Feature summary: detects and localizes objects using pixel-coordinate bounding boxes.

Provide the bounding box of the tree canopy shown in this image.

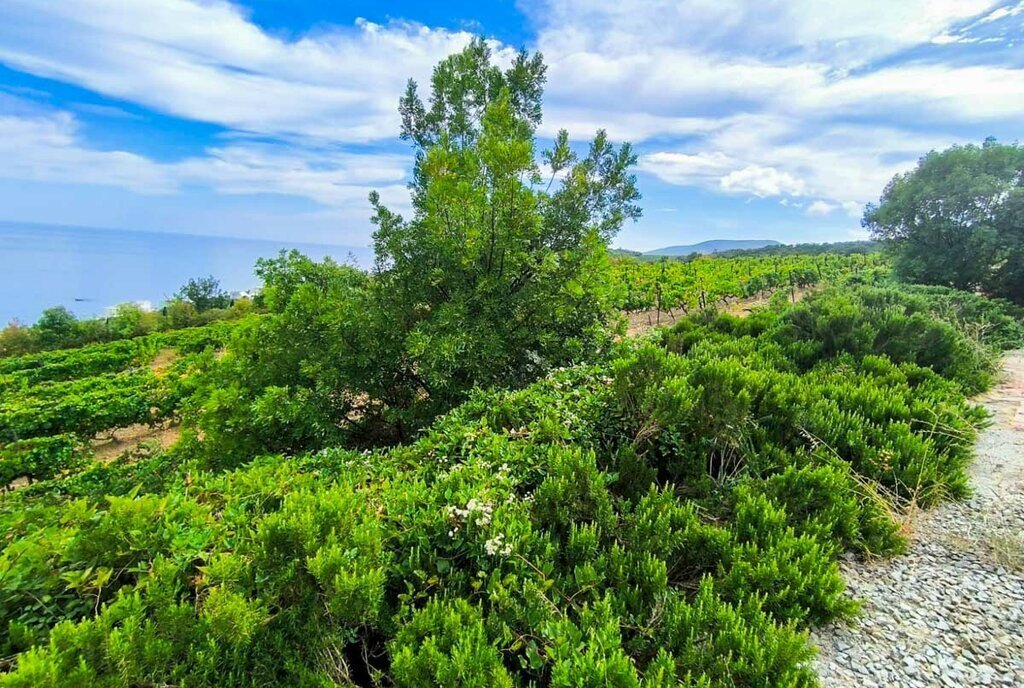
[34,306,79,349]
[864,138,1024,301]
[372,39,641,407]
[187,40,641,462]
[175,275,231,312]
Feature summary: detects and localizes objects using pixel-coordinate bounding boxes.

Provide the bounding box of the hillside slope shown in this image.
[644,239,781,256]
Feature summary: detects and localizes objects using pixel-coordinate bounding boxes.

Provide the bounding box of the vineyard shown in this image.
[0,322,234,488]
[610,252,887,315]
[1,272,1022,686]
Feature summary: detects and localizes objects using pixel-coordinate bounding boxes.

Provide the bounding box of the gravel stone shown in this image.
[812,352,1024,687]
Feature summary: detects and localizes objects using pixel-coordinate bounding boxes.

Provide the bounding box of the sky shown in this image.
[0,1,1021,252]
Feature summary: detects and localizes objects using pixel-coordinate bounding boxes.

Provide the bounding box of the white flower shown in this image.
[445,497,494,527]
[484,534,513,557]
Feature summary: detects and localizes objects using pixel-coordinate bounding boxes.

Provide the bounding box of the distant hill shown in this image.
[643,239,781,257]
[712,240,878,258]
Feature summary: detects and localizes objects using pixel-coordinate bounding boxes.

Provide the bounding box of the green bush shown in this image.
[390,598,514,687]
[0,435,85,486]
[0,283,1010,686]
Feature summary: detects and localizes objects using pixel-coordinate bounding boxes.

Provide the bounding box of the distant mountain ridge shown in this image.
[643,239,781,257]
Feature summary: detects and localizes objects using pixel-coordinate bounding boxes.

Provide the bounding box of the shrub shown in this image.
[390,598,514,687]
[0,282,1007,686]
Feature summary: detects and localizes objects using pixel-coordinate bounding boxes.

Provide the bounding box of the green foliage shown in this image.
[373,38,641,413]
[899,284,1024,349]
[184,252,372,466]
[1,281,1008,686]
[184,42,641,461]
[0,322,232,444]
[746,463,904,556]
[2,286,248,360]
[175,275,232,312]
[106,303,160,340]
[865,138,1024,301]
[719,490,855,626]
[0,435,85,487]
[778,285,1010,392]
[0,370,168,440]
[0,322,36,358]
[0,320,232,499]
[390,599,513,687]
[34,307,79,350]
[652,578,816,687]
[0,338,158,389]
[611,252,886,313]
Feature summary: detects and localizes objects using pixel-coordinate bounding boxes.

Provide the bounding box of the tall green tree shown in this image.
[34,306,80,349]
[864,138,1024,300]
[369,39,641,413]
[187,40,641,463]
[176,275,231,312]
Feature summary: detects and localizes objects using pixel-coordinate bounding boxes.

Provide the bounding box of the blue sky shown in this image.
[0,1,1022,251]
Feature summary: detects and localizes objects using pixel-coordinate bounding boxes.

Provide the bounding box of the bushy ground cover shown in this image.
[1,284,1017,686]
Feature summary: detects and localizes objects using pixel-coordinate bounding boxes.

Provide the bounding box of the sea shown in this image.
[0,221,374,324]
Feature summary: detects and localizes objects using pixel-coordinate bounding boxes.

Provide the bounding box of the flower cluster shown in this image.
[505,491,534,505]
[444,497,494,537]
[484,534,513,557]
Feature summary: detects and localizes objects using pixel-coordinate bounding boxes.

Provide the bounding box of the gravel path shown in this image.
[812,351,1024,687]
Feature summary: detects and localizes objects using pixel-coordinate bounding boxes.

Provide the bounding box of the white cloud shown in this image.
[0,107,410,214]
[720,165,806,198]
[527,0,1020,216]
[841,201,864,218]
[529,1,1024,141]
[0,111,176,193]
[527,0,996,64]
[799,64,1024,121]
[975,1,1024,25]
[6,0,1014,148]
[0,0,495,142]
[538,107,718,142]
[805,197,863,218]
[806,200,837,216]
[0,0,1018,242]
[637,151,735,187]
[640,117,949,211]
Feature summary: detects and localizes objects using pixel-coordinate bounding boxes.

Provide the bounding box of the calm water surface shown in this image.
[0,221,372,323]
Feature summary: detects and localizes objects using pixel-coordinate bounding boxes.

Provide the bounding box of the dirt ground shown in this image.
[149,347,178,375]
[90,422,182,462]
[625,287,810,336]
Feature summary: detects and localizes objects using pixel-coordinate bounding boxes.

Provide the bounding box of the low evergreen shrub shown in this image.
[0,284,1010,686]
